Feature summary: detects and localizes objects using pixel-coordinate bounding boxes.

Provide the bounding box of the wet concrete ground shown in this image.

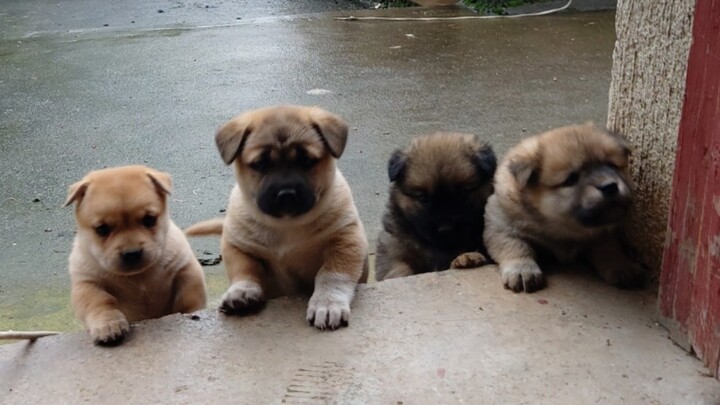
[2,270,719,404]
[2,2,719,402]
[0,2,614,333]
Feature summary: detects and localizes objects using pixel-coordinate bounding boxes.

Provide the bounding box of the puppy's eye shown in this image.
[95,224,111,238]
[407,191,429,203]
[298,156,319,170]
[559,171,580,188]
[142,215,157,228]
[249,155,271,173]
[459,183,480,196]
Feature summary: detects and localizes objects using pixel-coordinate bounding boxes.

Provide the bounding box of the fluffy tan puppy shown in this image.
[65,165,206,345]
[484,124,645,293]
[186,105,367,330]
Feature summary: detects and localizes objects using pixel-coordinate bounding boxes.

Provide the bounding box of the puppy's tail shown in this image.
[185,218,224,236]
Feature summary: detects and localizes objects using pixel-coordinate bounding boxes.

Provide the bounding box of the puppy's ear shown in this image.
[508,156,539,188]
[215,116,253,165]
[387,150,407,182]
[146,170,172,196]
[472,144,497,182]
[308,108,348,158]
[607,129,632,157]
[64,181,89,207]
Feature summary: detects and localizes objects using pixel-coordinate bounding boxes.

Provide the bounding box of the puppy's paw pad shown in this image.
[502,261,545,293]
[306,297,350,331]
[90,315,130,346]
[219,281,265,315]
[450,252,489,269]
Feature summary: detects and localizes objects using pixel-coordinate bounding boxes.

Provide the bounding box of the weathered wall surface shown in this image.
[607,0,696,275]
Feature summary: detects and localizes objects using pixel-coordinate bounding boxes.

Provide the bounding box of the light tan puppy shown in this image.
[65,165,206,345]
[484,124,645,293]
[187,105,367,330]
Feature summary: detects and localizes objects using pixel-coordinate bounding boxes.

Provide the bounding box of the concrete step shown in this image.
[1,268,717,404]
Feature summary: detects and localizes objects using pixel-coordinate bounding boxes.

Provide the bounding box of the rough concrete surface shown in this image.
[1,269,719,404]
[0,3,617,332]
[606,0,696,275]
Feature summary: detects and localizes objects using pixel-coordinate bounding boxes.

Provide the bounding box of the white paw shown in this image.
[88,310,130,346]
[306,272,356,330]
[306,293,351,330]
[501,260,545,293]
[219,280,265,314]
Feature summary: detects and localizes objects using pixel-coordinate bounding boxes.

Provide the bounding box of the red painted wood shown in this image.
[659,0,720,378]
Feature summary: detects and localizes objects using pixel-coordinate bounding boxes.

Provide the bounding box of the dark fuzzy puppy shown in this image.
[375,132,496,280]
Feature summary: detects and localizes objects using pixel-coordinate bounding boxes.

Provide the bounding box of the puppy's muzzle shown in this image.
[258,179,315,218]
[577,177,631,228]
[120,248,144,268]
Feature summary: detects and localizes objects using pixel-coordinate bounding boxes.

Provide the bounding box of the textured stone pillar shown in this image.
[607,0,696,275]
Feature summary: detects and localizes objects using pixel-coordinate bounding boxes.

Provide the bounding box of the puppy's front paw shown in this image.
[450,252,489,269]
[219,280,265,315]
[501,260,545,293]
[306,293,351,331]
[88,310,130,346]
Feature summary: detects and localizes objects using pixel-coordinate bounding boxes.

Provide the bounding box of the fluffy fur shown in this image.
[186,105,367,330]
[483,123,645,292]
[66,165,206,345]
[375,132,496,280]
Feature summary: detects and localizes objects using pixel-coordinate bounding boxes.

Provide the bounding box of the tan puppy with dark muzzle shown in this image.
[186,105,367,330]
[65,165,206,345]
[484,124,645,293]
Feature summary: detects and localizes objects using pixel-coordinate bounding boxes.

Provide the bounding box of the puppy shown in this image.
[375,132,496,280]
[483,123,646,293]
[65,165,206,345]
[186,105,367,330]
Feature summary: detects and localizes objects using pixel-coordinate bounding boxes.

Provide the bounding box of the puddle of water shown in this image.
[0,265,230,344]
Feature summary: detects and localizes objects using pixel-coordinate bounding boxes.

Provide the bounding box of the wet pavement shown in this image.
[0,2,615,333]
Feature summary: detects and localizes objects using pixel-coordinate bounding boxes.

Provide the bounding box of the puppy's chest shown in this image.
[106,273,174,321]
[265,233,324,266]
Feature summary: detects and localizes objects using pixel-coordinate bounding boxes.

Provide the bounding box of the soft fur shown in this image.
[483,123,645,293]
[66,165,206,345]
[186,105,367,330]
[375,132,496,280]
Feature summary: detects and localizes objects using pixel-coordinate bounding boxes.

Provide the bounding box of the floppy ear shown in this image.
[387,150,407,182]
[471,143,497,183]
[308,108,349,158]
[215,115,254,165]
[64,181,89,207]
[508,156,539,188]
[607,129,632,157]
[146,170,172,196]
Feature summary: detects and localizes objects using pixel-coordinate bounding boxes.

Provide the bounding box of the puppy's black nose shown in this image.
[120,249,144,266]
[276,188,297,202]
[437,224,455,236]
[597,182,619,197]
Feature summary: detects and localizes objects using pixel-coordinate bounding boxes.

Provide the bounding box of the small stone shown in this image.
[102,24,109,27]
[158,9,165,13]
[32,198,40,203]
